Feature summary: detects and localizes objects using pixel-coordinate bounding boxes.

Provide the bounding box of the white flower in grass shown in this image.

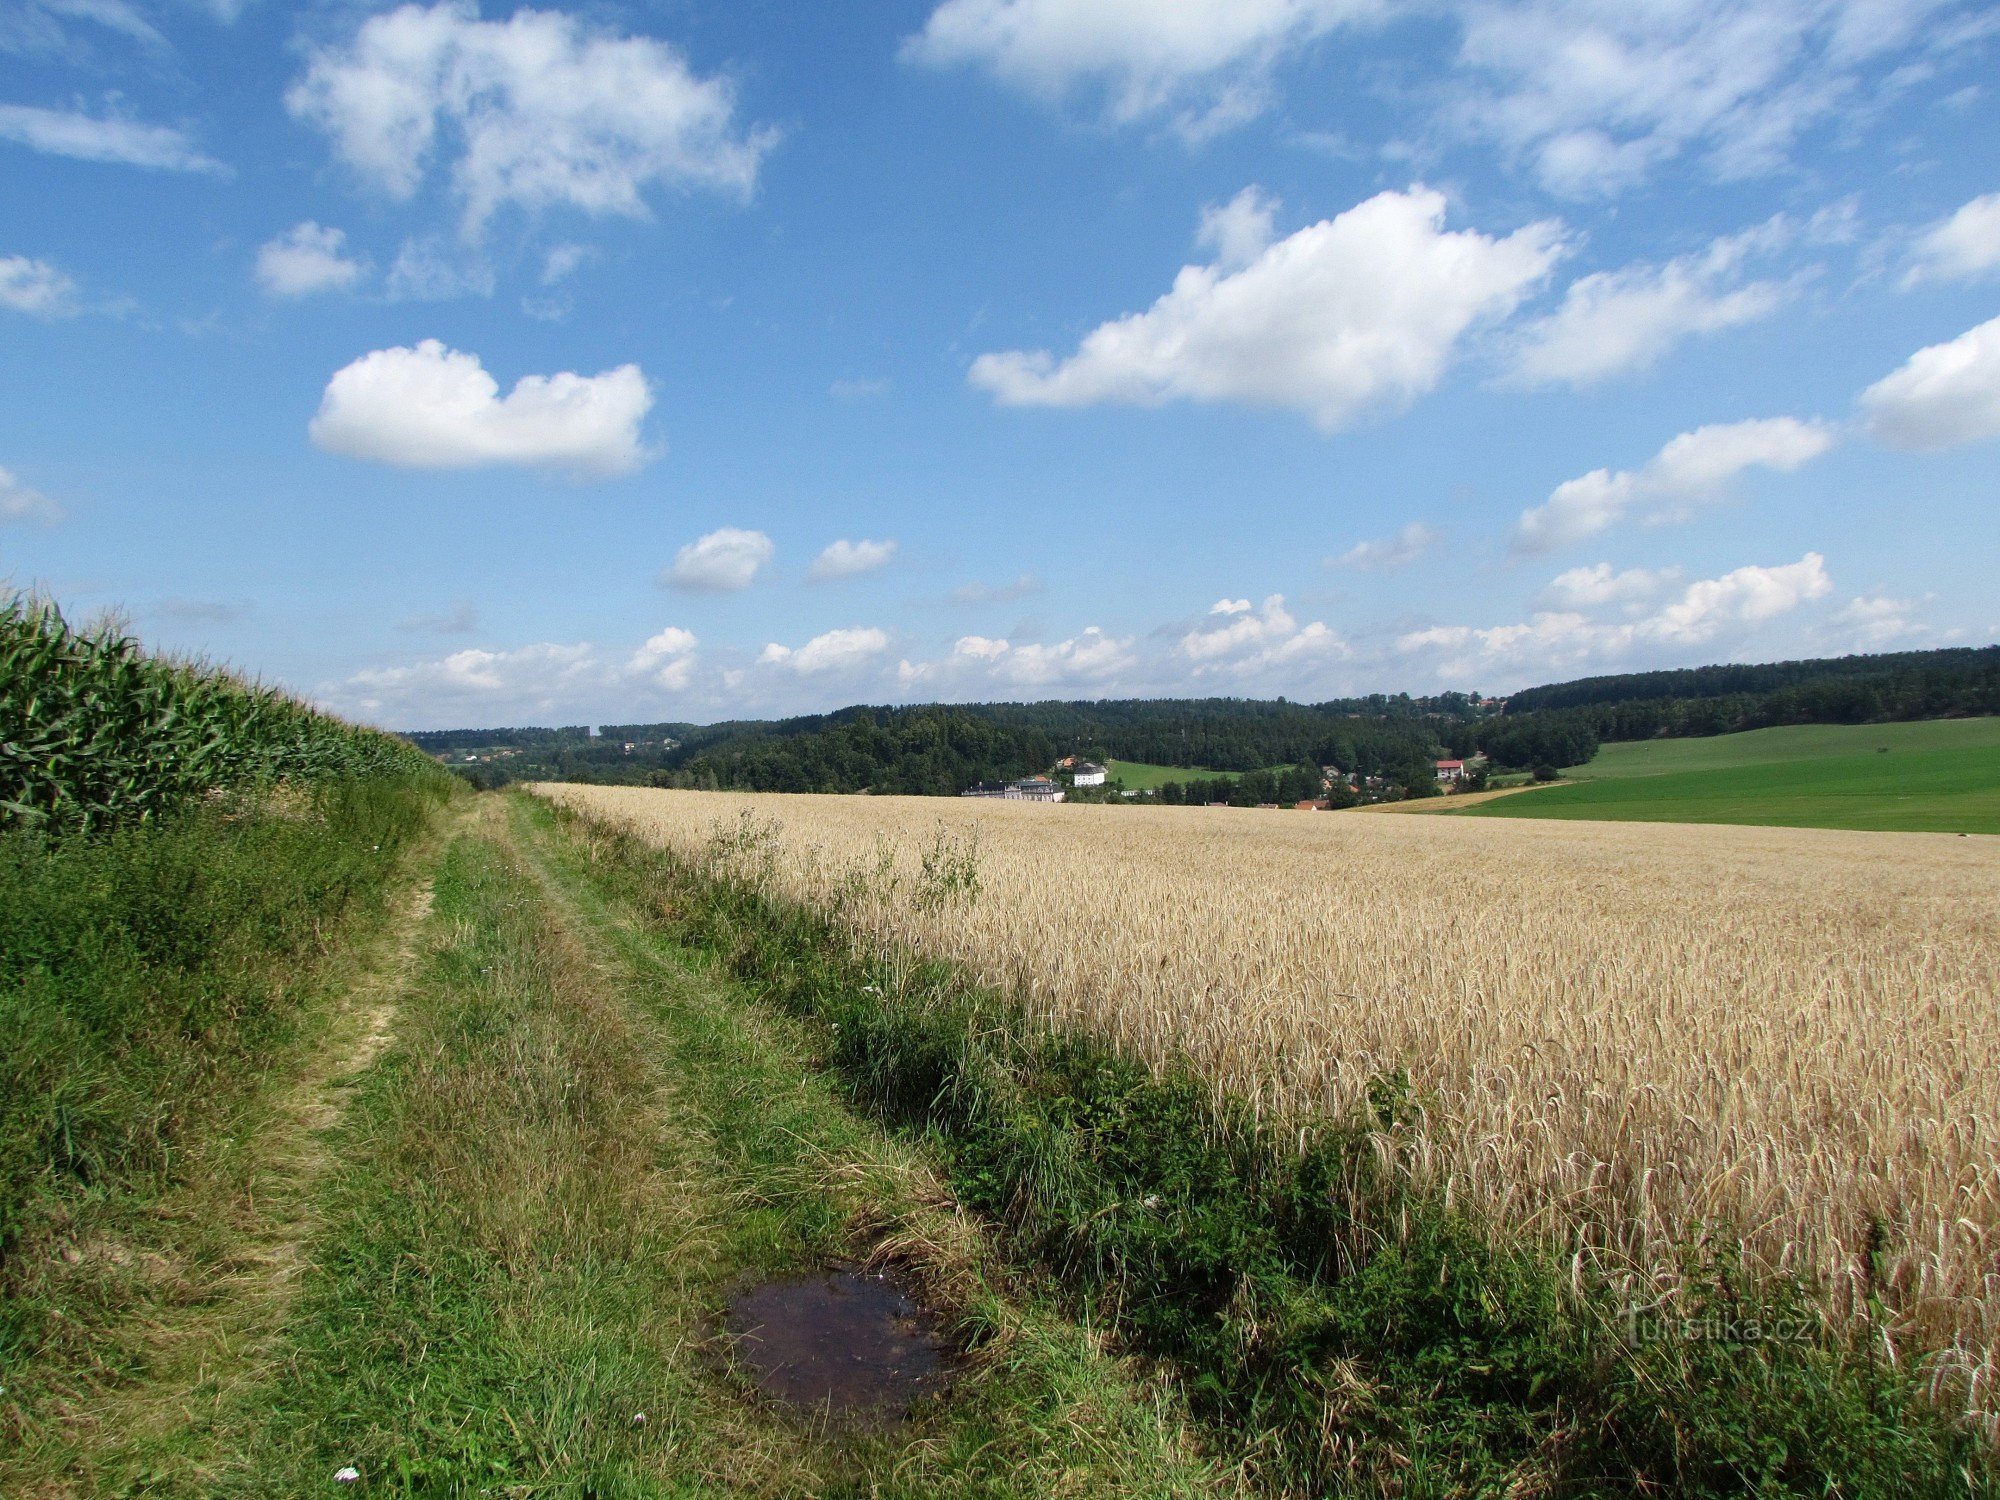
[334,1467,361,1485]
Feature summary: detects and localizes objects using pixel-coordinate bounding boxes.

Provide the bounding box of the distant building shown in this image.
[1435,759,1468,783]
[1010,776,1066,803]
[961,777,1067,803]
[1072,761,1107,787]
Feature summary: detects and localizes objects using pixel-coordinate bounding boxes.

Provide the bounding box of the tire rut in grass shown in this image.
[0,810,460,1498]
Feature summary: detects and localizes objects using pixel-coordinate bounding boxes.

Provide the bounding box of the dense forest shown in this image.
[1481,645,2000,770]
[404,645,1997,799]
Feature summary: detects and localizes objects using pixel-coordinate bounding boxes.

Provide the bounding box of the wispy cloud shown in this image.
[0,102,225,172]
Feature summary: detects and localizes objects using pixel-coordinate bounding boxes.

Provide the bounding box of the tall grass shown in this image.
[1,594,430,837]
[1,594,452,1367]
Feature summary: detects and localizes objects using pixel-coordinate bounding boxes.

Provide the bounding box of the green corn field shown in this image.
[1,593,431,837]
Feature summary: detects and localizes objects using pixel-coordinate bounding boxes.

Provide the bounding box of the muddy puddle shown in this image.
[723,1267,953,1422]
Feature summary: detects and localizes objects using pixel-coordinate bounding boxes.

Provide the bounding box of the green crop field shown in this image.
[1104,758,1233,789]
[1461,717,2000,834]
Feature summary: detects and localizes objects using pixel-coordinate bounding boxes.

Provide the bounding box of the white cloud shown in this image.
[904,0,1376,137]
[1331,520,1441,571]
[2,0,166,55]
[1643,552,1831,644]
[255,222,365,297]
[384,235,494,301]
[1197,186,1281,269]
[1178,593,1346,676]
[0,102,223,172]
[288,1,775,236]
[1400,552,1832,677]
[541,243,591,284]
[971,187,1563,431]
[808,538,898,581]
[1445,0,1979,197]
[1903,194,2000,287]
[336,640,604,721]
[0,254,78,316]
[662,527,775,592]
[0,464,62,523]
[1827,594,1925,649]
[626,625,698,689]
[1540,562,1679,609]
[310,340,652,477]
[760,626,890,675]
[898,628,1139,691]
[1859,314,2000,450]
[1513,415,1837,551]
[1508,233,1792,386]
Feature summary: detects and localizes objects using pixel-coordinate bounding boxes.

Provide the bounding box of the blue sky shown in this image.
[3,0,1998,729]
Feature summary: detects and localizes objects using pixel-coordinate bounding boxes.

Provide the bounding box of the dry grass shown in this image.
[537,784,2000,1432]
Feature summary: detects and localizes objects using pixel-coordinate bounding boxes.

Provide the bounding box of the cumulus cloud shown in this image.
[1540,562,1679,609]
[972,187,1563,431]
[1643,552,1832,644]
[1508,228,1793,386]
[1330,520,1441,571]
[760,626,890,675]
[1826,594,1926,649]
[1445,0,1981,197]
[1179,594,1346,676]
[627,625,698,689]
[1859,314,2000,450]
[661,527,775,592]
[255,222,365,297]
[901,626,1139,690]
[310,339,652,477]
[336,640,605,722]
[0,102,224,172]
[1401,553,1832,677]
[1903,194,2000,287]
[288,1,775,236]
[1514,415,1837,551]
[808,538,898,581]
[0,254,77,316]
[0,464,62,523]
[904,0,1376,137]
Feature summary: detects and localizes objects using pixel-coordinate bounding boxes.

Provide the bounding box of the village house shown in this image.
[961,777,1067,803]
[1071,761,1107,787]
[1435,758,1468,783]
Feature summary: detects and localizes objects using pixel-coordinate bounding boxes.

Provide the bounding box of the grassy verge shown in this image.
[0,776,451,1341]
[537,793,1995,1497]
[0,773,454,1491]
[197,798,1231,1496]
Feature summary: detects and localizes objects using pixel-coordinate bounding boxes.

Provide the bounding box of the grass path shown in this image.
[9,795,1230,1496]
[0,801,464,1498]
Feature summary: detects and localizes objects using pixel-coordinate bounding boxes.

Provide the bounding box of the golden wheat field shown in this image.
[538,784,2000,1426]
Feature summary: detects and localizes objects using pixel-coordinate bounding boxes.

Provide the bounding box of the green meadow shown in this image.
[1103,758,1231,789]
[1462,717,2000,834]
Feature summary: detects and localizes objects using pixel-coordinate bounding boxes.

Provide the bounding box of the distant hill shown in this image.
[402,644,1999,797]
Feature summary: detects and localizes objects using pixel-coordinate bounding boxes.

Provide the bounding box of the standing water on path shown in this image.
[723,1268,953,1421]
